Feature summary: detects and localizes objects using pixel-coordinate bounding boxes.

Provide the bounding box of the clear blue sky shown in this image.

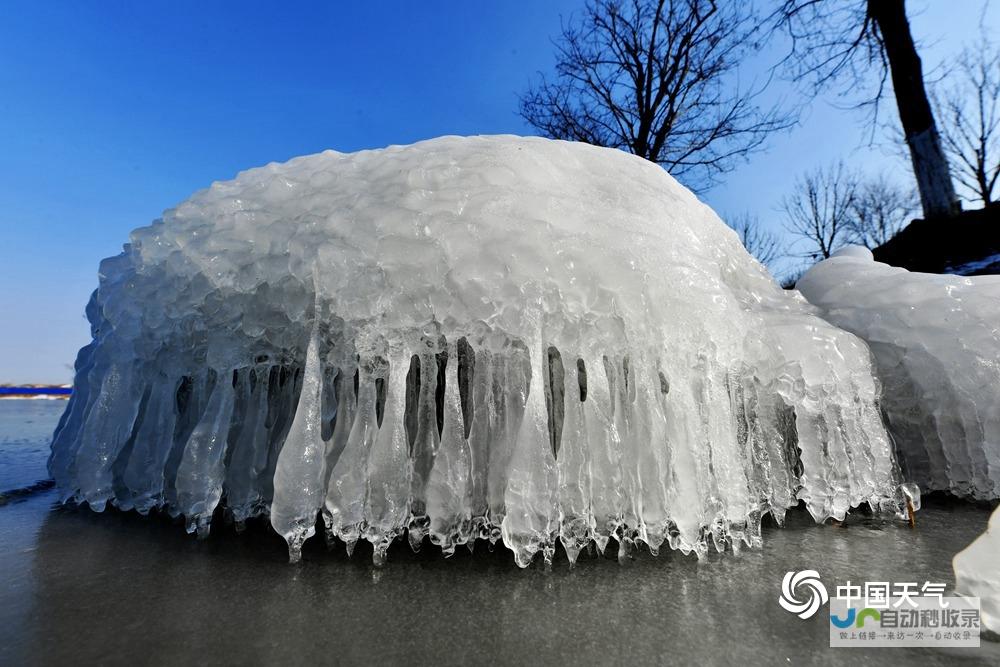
[1,1,994,383]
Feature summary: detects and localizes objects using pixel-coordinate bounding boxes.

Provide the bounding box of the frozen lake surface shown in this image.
[1,400,997,665]
[0,400,59,493]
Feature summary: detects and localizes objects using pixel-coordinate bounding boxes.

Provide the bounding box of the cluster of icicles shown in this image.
[47,138,920,567]
[49,320,917,568]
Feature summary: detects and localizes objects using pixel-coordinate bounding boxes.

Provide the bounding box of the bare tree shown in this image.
[779,266,806,290]
[848,176,916,248]
[774,0,960,219]
[725,212,783,268]
[520,0,793,191]
[781,162,858,260]
[934,37,1000,206]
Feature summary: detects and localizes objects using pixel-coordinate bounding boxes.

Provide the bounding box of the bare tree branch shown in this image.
[724,212,783,268]
[848,175,917,248]
[781,162,859,260]
[770,0,887,119]
[933,35,1000,206]
[772,0,959,219]
[520,0,795,192]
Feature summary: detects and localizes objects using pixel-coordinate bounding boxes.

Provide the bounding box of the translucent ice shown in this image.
[953,505,1000,634]
[50,136,907,566]
[797,247,1000,500]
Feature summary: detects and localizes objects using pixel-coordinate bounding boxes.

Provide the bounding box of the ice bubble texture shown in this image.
[798,247,1000,501]
[50,136,906,566]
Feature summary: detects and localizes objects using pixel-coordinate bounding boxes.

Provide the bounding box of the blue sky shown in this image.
[1,1,995,383]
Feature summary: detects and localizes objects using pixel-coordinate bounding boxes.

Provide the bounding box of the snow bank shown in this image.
[954,505,1000,634]
[797,247,1000,500]
[51,136,906,566]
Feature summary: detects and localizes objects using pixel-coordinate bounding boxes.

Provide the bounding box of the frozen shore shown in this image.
[1,401,998,665]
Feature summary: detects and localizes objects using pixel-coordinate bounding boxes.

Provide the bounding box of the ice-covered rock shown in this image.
[953,505,1000,634]
[50,136,908,566]
[797,247,1000,500]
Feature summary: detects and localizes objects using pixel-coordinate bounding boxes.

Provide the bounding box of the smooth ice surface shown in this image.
[797,247,1000,500]
[12,401,999,666]
[51,136,907,566]
[954,505,1000,634]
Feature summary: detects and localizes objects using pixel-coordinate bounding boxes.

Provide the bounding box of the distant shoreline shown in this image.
[0,385,71,399]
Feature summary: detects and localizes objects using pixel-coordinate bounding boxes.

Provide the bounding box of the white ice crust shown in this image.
[50,136,907,566]
[797,248,1000,500]
[954,506,1000,634]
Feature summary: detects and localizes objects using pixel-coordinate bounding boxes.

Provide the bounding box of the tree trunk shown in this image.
[868,0,960,219]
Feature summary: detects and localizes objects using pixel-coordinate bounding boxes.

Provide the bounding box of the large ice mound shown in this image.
[797,247,1000,501]
[51,136,909,567]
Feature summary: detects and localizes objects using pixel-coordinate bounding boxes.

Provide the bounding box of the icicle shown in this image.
[118,373,181,514]
[501,344,558,568]
[426,344,473,556]
[271,321,327,562]
[163,371,215,516]
[324,355,384,554]
[557,354,594,566]
[486,346,528,544]
[71,359,144,511]
[467,347,491,536]
[47,342,99,501]
[174,372,237,537]
[224,364,274,526]
[586,356,624,555]
[407,344,442,551]
[259,365,304,509]
[363,352,411,566]
[321,365,356,544]
[629,362,669,555]
[320,365,339,441]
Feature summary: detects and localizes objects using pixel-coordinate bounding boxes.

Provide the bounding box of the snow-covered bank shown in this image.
[955,505,1000,634]
[797,247,1000,500]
